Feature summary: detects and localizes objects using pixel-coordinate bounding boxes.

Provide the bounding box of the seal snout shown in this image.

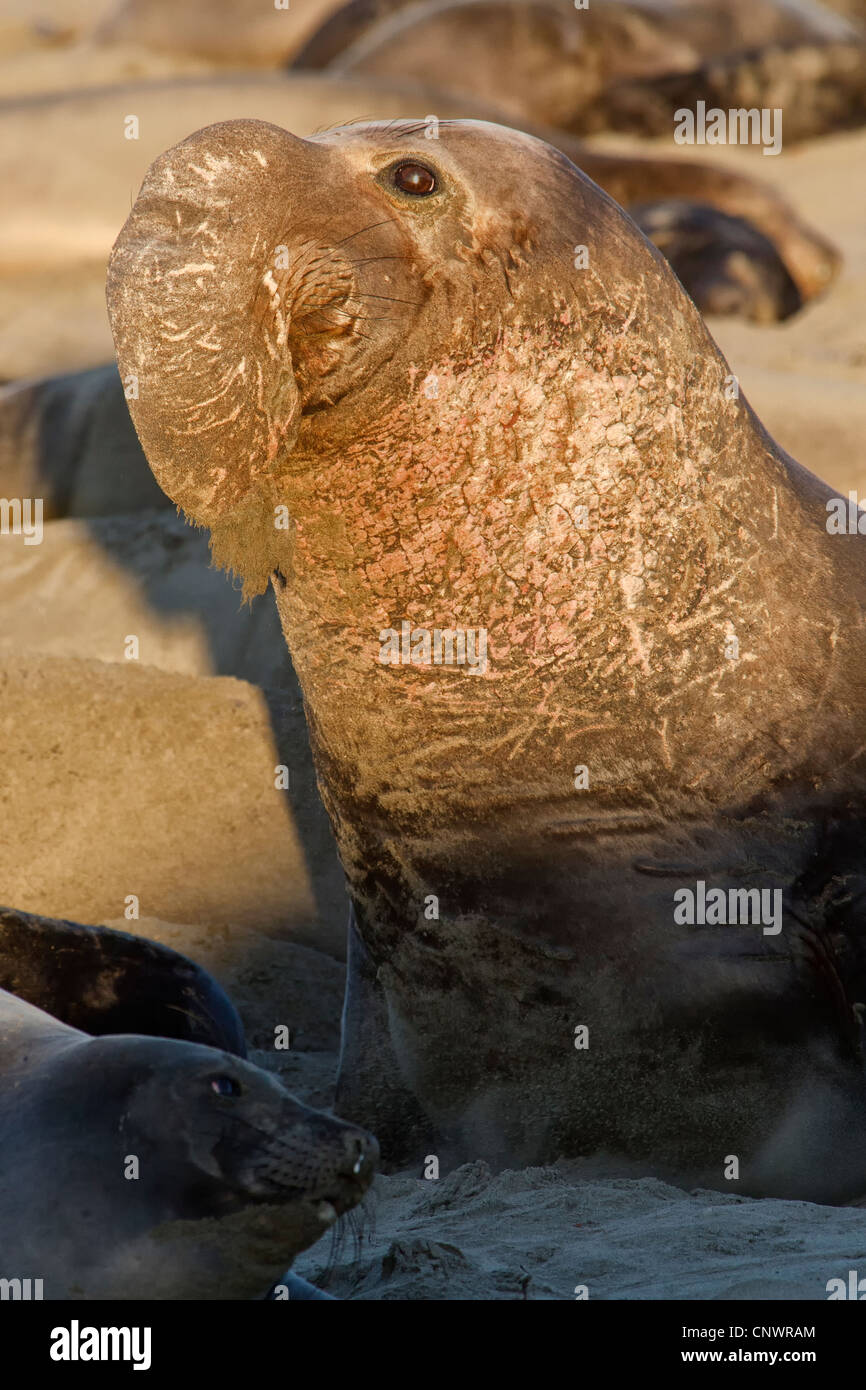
[230,1096,380,1219]
[308,1120,380,1222]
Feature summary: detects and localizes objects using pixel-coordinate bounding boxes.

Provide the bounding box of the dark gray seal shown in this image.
[0,905,245,1055]
[0,988,377,1298]
[108,116,866,1201]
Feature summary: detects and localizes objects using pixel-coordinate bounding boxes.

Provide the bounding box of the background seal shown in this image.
[0,904,246,1055]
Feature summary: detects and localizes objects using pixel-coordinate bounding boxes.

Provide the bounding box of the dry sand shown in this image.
[0,649,347,955]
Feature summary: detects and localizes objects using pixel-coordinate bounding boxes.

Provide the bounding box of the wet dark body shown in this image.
[0,905,245,1055]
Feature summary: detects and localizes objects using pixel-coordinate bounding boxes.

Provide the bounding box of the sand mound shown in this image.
[0,509,292,687]
[297,1162,866,1300]
[0,651,347,954]
[0,364,166,515]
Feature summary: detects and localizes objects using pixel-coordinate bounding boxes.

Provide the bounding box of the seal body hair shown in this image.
[108,117,866,1198]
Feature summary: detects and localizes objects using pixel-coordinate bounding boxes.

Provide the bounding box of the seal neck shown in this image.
[270,319,863,879]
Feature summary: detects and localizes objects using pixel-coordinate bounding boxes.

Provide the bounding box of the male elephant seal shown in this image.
[0,906,245,1055]
[109,117,866,1201]
[0,988,377,1298]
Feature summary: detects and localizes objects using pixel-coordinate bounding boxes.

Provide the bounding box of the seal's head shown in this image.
[108,117,843,773]
[109,116,713,597]
[13,1023,378,1297]
[110,1038,378,1221]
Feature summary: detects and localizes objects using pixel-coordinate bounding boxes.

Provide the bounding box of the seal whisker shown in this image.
[312,116,380,136]
[356,293,423,306]
[294,321,375,338]
[332,217,400,248]
[305,309,399,325]
[316,1202,370,1290]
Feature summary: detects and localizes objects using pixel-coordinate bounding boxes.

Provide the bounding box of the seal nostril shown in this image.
[344,1133,375,1177]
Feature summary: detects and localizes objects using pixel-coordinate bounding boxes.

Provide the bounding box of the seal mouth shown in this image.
[304,1181,365,1226]
[250,1154,377,1215]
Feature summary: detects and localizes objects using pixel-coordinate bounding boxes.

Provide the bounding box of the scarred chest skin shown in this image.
[270,315,866,1168]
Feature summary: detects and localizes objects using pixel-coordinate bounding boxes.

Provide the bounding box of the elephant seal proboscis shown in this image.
[109,116,866,1201]
[0,905,245,1055]
[0,988,377,1298]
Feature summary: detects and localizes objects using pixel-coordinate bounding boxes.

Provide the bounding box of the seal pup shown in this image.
[297,0,859,77]
[606,36,866,143]
[109,117,866,1198]
[94,0,345,67]
[574,147,839,314]
[0,0,349,101]
[0,988,377,1298]
[628,199,801,323]
[0,906,245,1055]
[0,0,110,58]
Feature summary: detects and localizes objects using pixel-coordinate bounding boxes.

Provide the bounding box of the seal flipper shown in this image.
[786,816,866,1065]
[0,906,246,1057]
[747,855,866,1202]
[742,928,866,1202]
[335,904,434,1168]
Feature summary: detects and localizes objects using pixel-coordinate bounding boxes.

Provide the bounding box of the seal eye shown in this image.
[391,162,437,196]
[211,1075,241,1097]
